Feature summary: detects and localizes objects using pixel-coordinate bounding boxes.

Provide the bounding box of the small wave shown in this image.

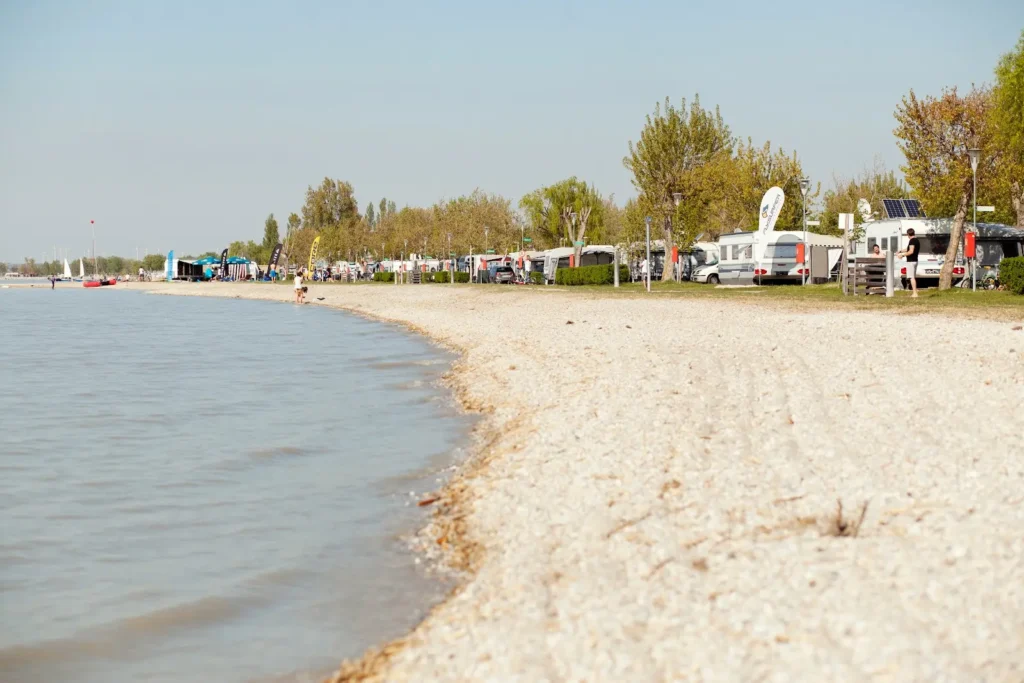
[248,446,308,460]
[0,595,259,672]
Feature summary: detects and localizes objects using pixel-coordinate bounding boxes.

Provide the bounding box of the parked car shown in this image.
[494,266,515,284]
[692,262,720,284]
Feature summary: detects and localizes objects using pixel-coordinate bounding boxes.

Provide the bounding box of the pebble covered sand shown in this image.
[134,281,1024,682]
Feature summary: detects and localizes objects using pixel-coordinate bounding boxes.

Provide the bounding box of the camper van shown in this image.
[853,218,1023,288]
[714,231,841,285]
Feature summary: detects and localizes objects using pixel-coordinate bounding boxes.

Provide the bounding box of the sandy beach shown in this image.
[128,281,1024,681]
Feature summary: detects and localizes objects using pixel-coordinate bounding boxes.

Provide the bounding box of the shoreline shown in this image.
[129,282,1024,680]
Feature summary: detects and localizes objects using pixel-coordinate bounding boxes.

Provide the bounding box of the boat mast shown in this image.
[91,220,97,276]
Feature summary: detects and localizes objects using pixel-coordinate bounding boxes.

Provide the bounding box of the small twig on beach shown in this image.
[605,511,652,539]
[417,496,441,507]
[646,557,674,579]
[773,494,806,505]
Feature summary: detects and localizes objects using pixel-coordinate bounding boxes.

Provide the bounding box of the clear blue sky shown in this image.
[1,0,1021,260]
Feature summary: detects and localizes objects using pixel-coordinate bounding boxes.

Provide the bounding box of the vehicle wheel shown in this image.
[708,274,720,285]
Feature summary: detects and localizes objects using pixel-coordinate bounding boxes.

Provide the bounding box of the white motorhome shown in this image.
[852,218,1023,288]
[715,230,842,285]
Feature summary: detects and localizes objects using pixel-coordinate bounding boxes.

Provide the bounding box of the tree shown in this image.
[625,95,735,280]
[365,202,376,230]
[300,178,361,262]
[894,86,994,289]
[0,262,7,276]
[262,214,280,252]
[992,30,1024,227]
[142,254,164,271]
[520,178,604,264]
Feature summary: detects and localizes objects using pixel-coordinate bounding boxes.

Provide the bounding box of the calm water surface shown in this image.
[0,288,473,682]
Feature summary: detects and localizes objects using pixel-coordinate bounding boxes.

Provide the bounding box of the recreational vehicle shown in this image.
[715,231,842,285]
[853,218,1024,288]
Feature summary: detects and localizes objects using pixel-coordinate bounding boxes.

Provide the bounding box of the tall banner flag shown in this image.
[268,242,283,273]
[308,235,321,274]
[220,248,228,276]
[757,187,786,234]
[166,250,174,282]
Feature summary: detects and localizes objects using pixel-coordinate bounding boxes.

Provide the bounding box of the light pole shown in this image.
[799,177,810,285]
[447,233,453,286]
[671,192,682,281]
[968,147,981,291]
[645,216,652,292]
[484,226,489,254]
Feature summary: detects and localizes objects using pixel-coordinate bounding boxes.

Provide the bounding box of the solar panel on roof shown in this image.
[883,199,907,219]
[902,199,924,218]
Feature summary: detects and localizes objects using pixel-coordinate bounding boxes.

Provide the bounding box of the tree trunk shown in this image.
[661,217,673,282]
[938,187,971,290]
[1012,180,1024,230]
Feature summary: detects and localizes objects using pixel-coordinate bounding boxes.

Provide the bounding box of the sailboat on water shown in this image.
[82,221,116,288]
[58,258,73,282]
[73,258,85,282]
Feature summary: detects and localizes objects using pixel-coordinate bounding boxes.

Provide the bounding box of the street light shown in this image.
[447,233,453,286]
[799,177,810,285]
[484,226,489,254]
[968,147,981,291]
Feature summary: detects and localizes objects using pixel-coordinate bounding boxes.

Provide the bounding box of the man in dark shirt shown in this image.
[899,228,921,298]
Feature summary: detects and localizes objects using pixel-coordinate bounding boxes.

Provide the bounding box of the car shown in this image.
[494,266,515,284]
[692,263,720,284]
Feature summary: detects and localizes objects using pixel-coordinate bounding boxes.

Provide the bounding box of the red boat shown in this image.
[83,279,117,288]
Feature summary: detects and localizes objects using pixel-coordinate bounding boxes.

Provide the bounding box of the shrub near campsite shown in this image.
[530,271,545,285]
[1000,257,1024,294]
[372,272,395,282]
[555,264,630,286]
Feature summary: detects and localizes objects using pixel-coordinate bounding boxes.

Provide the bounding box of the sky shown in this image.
[1,0,1022,261]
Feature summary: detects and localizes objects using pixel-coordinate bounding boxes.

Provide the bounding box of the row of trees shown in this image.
[3,255,164,277]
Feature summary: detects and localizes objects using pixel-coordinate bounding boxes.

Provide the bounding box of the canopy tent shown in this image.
[193,256,218,266]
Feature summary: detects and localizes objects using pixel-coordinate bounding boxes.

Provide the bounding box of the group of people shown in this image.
[870,227,921,297]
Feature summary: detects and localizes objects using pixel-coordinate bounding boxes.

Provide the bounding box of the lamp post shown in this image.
[484,226,489,254]
[799,177,810,285]
[968,147,981,291]
[447,233,453,287]
[671,192,682,281]
[645,216,652,292]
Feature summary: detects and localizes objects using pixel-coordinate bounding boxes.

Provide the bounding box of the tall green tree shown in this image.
[894,86,994,289]
[992,30,1024,227]
[262,213,280,252]
[520,177,604,263]
[300,178,361,261]
[624,95,735,280]
[365,202,376,230]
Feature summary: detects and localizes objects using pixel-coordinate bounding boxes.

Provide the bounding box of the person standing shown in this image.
[898,228,920,298]
[294,269,304,304]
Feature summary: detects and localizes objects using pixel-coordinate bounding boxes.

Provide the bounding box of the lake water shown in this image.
[0,288,473,682]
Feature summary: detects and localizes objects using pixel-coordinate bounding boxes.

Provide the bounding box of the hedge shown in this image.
[372,272,395,282]
[529,270,546,285]
[1001,257,1024,294]
[422,270,470,283]
[555,264,630,286]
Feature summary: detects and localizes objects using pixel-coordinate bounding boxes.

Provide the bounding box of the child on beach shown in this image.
[294,270,305,304]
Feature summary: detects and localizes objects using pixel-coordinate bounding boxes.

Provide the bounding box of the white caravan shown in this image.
[714,231,842,285]
[853,218,1024,287]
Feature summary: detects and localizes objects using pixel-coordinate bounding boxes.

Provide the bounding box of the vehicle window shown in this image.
[976,242,1006,266]
[867,238,877,253]
[765,244,797,259]
[917,236,949,256]
[738,244,752,260]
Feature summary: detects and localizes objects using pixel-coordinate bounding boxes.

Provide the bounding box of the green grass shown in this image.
[589,281,1023,314]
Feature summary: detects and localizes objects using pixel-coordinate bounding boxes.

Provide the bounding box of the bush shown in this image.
[454,272,470,283]
[554,264,630,286]
[529,270,546,285]
[432,271,450,283]
[1001,257,1024,294]
[372,272,395,283]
